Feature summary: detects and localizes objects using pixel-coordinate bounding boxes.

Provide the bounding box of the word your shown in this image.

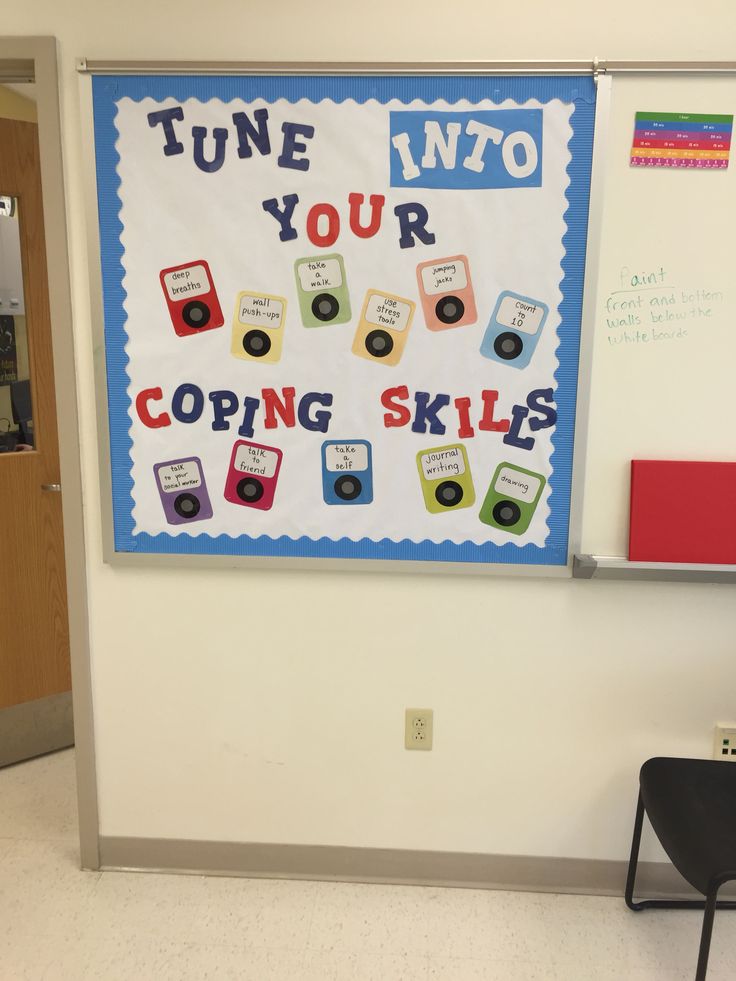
[159,463,200,490]
[381,386,557,452]
[262,192,435,251]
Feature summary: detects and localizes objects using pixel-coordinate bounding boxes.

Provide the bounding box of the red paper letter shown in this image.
[478,390,510,433]
[306,203,340,247]
[348,192,385,239]
[135,387,171,429]
[381,386,411,428]
[262,387,296,429]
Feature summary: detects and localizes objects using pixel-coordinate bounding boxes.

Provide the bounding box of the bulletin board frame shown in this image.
[79,62,611,577]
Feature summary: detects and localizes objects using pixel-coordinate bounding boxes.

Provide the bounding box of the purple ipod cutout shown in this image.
[154,456,213,525]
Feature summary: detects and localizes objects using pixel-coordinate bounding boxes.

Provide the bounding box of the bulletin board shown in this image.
[90,71,597,568]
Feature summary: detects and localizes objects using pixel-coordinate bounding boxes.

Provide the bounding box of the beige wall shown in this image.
[0,83,36,122]
[3,3,736,864]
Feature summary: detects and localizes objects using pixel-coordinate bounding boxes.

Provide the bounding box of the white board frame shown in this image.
[78,61,609,577]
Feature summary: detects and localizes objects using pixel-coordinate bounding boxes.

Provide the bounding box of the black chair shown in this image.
[625,757,736,980]
[10,378,33,448]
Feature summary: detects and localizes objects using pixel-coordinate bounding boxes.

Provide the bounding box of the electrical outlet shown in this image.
[405,708,433,751]
[713,724,736,760]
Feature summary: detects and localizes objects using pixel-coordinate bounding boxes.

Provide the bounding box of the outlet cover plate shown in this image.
[713,724,736,760]
[405,708,433,751]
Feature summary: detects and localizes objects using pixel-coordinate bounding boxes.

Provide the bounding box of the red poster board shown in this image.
[629,460,736,564]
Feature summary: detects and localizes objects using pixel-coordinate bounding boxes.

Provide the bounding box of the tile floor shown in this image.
[0,749,734,979]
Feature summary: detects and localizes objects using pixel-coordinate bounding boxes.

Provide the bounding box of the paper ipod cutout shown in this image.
[417,444,475,514]
[231,291,287,364]
[159,260,224,337]
[352,291,415,366]
[480,291,549,369]
[321,440,373,505]
[224,440,283,511]
[416,255,477,331]
[479,462,546,534]
[154,457,213,524]
[294,254,351,328]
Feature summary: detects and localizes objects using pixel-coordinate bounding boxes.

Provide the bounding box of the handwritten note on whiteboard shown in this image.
[602,266,725,349]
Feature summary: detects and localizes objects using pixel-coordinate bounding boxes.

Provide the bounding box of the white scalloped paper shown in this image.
[114,96,572,547]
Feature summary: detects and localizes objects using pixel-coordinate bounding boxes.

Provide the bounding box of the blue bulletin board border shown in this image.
[92,73,596,566]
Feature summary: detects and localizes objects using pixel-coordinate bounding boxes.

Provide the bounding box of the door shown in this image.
[0,114,72,764]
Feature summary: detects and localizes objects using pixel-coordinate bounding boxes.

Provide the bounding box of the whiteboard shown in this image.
[581,74,736,557]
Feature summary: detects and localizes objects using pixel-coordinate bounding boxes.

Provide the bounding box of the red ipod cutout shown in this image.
[159,260,224,337]
[224,439,283,511]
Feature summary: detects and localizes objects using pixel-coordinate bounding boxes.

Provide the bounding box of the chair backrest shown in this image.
[10,379,31,425]
[641,757,736,895]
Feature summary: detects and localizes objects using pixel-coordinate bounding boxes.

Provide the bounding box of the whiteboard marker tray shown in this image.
[573,554,736,583]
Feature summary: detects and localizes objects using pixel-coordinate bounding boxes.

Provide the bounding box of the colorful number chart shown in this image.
[91,73,596,568]
[630,111,733,169]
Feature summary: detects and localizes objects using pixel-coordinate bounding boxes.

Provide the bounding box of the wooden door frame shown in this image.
[0,37,99,870]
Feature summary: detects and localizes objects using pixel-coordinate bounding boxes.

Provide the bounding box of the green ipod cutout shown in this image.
[416,444,475,514]
[294,253,351,328]
[479,462,546,535]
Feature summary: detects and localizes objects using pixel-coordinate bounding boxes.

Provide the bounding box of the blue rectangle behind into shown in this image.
[390,108,543,190]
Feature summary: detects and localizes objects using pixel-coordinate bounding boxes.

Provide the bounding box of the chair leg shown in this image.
[625,791,646,911]
[695,888,719,981]
[624,796,736,913]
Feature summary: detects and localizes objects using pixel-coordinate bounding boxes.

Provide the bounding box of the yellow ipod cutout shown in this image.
[231,291,287,364]
[351,289,415,366]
